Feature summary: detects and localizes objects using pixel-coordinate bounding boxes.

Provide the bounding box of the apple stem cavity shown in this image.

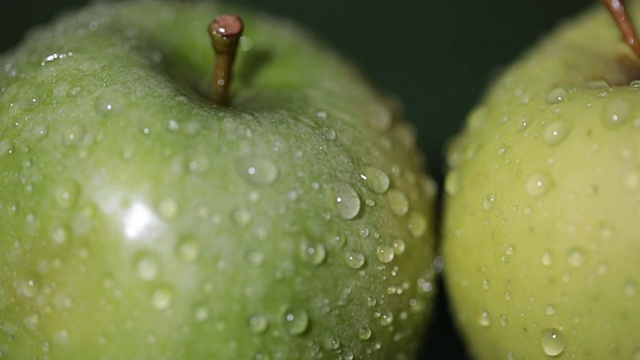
[602,0,640,59]
[208,14,243,106]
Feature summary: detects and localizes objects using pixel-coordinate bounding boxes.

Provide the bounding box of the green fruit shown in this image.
[442,2,640,359]
[0,1,438,359]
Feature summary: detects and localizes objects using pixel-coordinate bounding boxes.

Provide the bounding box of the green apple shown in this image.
[443,1,640,359]
[0,1,438,359]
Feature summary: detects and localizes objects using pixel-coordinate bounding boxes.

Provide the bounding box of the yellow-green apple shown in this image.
[443,0,640,358]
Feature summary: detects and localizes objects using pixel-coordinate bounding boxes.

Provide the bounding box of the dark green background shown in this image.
[0,0,592,358]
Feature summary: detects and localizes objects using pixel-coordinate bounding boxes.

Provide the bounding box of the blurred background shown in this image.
[0,0,592,358]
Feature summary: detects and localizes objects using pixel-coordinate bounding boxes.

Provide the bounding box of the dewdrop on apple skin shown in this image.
[345,251,366,269]
[248,313,269,334]
[543,121,571,146]
[241,158,279,185]
[360,165,390,194]
[299,242,327,265]
[386,189,409,216]
[546,87,568,104]
[602,98,633,128]
[540,328,565,357]
[281,306,309,336]
[525,171,554,197]
[378,309,394,326]
[358,324,373,340]
[333,182,361,220]
[376,244,395,263]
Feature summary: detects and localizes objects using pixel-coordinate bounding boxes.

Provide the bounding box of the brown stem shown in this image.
[602,0,640,59]
[208,14,243,106]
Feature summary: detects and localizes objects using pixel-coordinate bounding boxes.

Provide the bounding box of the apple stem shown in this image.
[208,14,243,106]
[602,0,640,59]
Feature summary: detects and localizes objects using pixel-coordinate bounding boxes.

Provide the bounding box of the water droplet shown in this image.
[547,87,568,104]
[526,172,553,197]
[19,278,40,298]
[482,193,496,210]
[320,127,337,141]
[232,208,252,226]
[329,234,345,248]
[134,251,160,281]
[360,166,390,194]
[325,337,340,350]
[467,106,488,130]
[392,238,406,255]
[177,237,199,262]
[477,310,491,327]
[242,158,278,185]
[50,223,70,244]
[367,296,377,307]
[542,251,553,266]
[407,211,428,238]
[376,244,395,263]
[567,248,585,268]
[299,242,327,265]
[543,121,571,146]
[249,313,269,334]
[34,125,49,140]
[345,251,365,269]
[192,303,210,322]
[624,279,637,297]
[516,116,532,131]
[445,170,461,196]
[121,145,135,160]
[54,180,80,208]
[41,52,74,66]
[94,92,127,117]
[333,183,361,220]
[597,262,609,275]
[545,304,556,316]
[602,98,632,128]
[187,154,210,173]
[282,307,309,336]
[359,325,372,340]
[157,198,179,220]
[62,124,85,146]
[379,310,394,326]
[482,279,490,290]
[166,119,180,131]
[246,250,265,266]
[152,286,175,311]
[540,328,565,356]
[586,79,609,89]
[53,329,70,344]
[23,313,40,330]
[624,169,640,191]
[506,245,515,256]
[387,189,409,216]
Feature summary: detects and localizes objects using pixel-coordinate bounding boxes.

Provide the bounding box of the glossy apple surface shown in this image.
[0,1,437,358]
[443,2,640,359]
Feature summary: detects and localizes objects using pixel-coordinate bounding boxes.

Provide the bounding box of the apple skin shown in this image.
[0,1,438,359]
[443,2,640,359]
